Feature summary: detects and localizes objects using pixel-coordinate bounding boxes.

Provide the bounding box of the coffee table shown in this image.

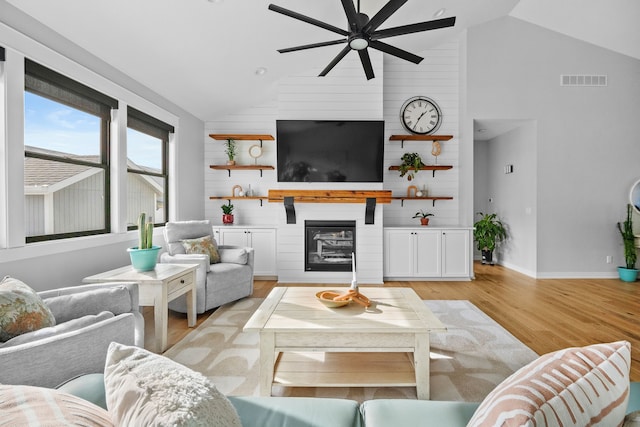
[243,286,446,399]
[83,263,197,353]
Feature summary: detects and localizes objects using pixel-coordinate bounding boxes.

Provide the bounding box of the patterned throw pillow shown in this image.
[104,342,242,427]
[0,276,56,342]
[181,235,221,264]
[0,384,113,426]
[467,341,631,427]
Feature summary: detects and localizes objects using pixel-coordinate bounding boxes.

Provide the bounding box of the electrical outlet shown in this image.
[606,255,613,264]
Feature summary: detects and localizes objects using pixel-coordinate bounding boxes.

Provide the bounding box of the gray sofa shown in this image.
[161,220,254,314]
[0,282,143,388]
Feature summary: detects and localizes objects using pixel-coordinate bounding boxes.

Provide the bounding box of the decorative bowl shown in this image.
[315,290,351,308]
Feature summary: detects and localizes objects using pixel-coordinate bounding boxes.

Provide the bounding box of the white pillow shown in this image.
[104,342,242,427]
[467,341,631,427]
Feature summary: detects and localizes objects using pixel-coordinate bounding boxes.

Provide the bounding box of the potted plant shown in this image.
[616,204,638,282]
[398,153,425,181]
[413,210,434,226]
[473,212,507,265]
[127,213,161,271]
[221,202,234,225]
[225,138,237,165]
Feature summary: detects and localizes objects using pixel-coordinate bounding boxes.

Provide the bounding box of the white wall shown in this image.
[468,17,640,277]
[0,8,204,290]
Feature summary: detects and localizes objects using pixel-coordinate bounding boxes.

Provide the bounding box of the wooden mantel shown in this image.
[268,190,391,224]
[268,190,392,204]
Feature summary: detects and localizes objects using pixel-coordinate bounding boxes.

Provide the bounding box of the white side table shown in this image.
[83,263,197,353]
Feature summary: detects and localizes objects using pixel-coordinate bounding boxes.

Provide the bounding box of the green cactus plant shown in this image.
[617,204,637,270]
[137,212,154,249]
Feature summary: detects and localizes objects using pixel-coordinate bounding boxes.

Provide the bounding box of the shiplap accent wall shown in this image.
[205,41,460,282]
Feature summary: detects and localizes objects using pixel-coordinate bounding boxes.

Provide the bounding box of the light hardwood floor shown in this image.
[146,262,640,381]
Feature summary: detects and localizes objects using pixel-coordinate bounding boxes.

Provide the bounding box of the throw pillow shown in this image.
[0,384,113,426]
[0,276,56,342]
[104,342,242,427]
[467,341,631,427]
[182,235,221,264]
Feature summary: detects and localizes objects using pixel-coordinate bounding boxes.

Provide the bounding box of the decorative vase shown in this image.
[420,218,429,226]
[481,249,494,265]
[226,160,235,166]
[222,214,234,225]
[617,266,639,282]
[127,245,161,272]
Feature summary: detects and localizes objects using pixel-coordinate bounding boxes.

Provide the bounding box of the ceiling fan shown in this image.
[268,0,456,80]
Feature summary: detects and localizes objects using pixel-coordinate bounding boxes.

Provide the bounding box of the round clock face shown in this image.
[400,96,442,135]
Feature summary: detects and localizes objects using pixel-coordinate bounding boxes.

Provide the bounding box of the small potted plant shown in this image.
[413,210,434,226]
[473,212,507,265]
[398,153,425,181]
[221,202,234,225]
[127,212,161,271]
[225,139,237,165]
[616,204,638,282]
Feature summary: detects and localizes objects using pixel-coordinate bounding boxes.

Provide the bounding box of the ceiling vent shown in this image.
[560,74,607,86]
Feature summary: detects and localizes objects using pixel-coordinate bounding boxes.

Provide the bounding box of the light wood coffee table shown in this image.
[244,286,446,399]
[83,263,197,353]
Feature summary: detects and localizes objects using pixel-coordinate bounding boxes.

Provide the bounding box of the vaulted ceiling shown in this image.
[3,0,639,121]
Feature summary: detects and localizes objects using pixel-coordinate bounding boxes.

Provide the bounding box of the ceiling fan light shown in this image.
[349,37,369,50]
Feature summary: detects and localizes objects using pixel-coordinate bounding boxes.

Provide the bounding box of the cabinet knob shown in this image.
[180,279,185,284]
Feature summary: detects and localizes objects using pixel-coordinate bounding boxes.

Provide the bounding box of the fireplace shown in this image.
[305,220,356,272]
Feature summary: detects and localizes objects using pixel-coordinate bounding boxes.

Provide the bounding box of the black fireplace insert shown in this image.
[305,220,356,272]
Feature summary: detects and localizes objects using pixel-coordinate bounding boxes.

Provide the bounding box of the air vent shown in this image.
[560,75,607,86]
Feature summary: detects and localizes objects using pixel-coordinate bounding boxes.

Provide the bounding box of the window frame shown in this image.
[24,59,116,243]
[126,106,173,230]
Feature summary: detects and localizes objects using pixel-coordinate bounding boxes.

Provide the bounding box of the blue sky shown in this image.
[24,92,162,169]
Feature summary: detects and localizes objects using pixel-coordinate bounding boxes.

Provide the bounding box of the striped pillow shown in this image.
[0,384,113,426]
[467,341,631,427]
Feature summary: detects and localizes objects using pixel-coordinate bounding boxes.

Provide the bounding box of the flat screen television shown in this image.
[276,120,384,183]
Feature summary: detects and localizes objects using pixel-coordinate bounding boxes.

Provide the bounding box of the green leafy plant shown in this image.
[225,139,237,161]
[473,212,507,252]
[137,212,154,249]
[221,202,234,215]
[412,210,434,219]
[617,204,637,269]
[398,153,425,181]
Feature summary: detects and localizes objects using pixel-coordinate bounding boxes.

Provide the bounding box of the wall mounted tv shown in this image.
[276,120,384,183]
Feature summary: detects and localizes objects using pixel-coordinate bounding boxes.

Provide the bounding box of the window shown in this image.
[126,107,172,228]
[24,60,117,242]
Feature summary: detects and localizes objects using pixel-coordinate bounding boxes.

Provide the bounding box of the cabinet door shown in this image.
[218,228,247,247]
[415,230,442,277]
[384,230,414,277]
[246,228,276,275]
[442,229,470,277]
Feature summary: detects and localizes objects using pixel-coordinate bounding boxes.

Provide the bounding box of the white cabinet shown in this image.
[384,228,471,279]
[213,227,276,276]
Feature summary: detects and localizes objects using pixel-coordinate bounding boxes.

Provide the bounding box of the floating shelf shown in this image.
[388,165,453,177]
[209,196,267,206]
[209,165,274,177]
[389,134,453,148]
[209,134,274,147]
[392,196,454,207]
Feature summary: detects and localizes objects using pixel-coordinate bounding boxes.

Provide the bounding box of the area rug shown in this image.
[163,298,538,403]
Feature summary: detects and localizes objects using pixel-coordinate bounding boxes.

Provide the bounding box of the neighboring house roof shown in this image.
[24,145,162,195]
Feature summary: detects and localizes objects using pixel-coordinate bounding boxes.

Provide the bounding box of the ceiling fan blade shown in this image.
[363,0,408,33]
[341,0,360,32]
[269,4,349,37]
[369,40,423,64]
[319,45,352,77]
[371,16,456,40]
[278,39,347,54]
[358,49,375,80]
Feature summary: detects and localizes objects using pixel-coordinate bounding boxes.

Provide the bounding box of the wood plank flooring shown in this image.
[146,262,640,381]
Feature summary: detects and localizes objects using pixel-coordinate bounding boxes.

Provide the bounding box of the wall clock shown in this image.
[400,96,442,135]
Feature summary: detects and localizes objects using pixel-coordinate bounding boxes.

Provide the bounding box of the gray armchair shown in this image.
[0,282,143,388]
[160,220,254,314]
